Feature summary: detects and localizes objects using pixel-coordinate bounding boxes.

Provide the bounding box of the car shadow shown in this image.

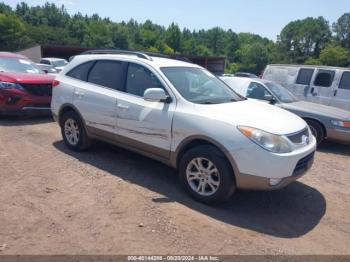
[53,140,326,238]
[0,115,54,126]
[318,140,350,157]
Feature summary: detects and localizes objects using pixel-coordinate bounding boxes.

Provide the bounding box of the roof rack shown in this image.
[144,52,192,63]
[81,49,153,61]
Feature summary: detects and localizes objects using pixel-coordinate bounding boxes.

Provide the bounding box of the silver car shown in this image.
[221,76,350,145]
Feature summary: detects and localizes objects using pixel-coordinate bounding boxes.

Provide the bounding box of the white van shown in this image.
[262,64,350,111]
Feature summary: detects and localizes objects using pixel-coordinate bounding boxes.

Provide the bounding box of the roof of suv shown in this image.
[73,53,201,69]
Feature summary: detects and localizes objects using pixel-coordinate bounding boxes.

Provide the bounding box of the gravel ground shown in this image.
[0,117,349,255]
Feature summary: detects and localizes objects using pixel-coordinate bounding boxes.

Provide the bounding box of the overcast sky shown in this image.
[5,0,350,40]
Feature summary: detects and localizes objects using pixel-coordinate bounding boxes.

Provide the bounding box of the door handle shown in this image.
[310,87,317,96]
[117,104,129,110]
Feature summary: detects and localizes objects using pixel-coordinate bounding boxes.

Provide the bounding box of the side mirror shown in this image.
[144,88,171,103]
[264,94,277,104]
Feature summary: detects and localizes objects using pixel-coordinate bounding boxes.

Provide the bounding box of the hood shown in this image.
[194,99,307,135]
[0,72,55,84]
[282,101,350,120]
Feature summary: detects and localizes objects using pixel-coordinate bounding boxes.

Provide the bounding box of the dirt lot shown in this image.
[0,117,349,255]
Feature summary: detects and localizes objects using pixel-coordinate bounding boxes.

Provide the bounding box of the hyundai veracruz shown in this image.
[51,50,316,204]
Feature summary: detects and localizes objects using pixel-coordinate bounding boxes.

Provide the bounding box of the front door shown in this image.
[116,62,175,159]
[330,71,350,111]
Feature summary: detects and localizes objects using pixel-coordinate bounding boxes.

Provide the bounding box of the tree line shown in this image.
[0,2,349,74]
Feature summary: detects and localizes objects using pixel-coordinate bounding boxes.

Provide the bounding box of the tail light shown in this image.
[52,80,60,87]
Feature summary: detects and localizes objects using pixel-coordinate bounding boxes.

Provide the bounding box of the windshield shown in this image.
[265,82,298,103]
[0,57,44,74]
[52,60,68,67]
[161,67,244,104]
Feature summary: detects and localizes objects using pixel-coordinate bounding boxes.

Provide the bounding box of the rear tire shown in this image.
[305,119,324,146]
[60,110,91,151]
[179,145,236,205]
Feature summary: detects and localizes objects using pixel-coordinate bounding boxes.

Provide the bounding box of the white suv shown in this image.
[51,50,316,204]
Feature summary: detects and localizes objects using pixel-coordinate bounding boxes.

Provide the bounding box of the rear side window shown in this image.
[88,60,126,90]
[339,72,350,90]
[314,70,335,87]
[296,68,314,85]
[126,63,164,97]
[66,61,94,81]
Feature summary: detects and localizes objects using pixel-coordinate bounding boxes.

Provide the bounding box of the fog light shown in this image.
[269,178,282,186]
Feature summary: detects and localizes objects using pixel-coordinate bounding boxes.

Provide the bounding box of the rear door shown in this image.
[330,71,350,111]
[115,62,175,159]
[306,69,335,105]
[72,59,127,135]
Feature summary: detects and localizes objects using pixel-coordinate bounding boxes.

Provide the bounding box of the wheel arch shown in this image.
[58,103,85,127]
[172,136,240,181]
[303,117,327,138]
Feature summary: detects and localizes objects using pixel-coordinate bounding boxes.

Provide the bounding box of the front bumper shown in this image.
[236,151,315,190]
[0,93,51,116]
[229,136,317,190]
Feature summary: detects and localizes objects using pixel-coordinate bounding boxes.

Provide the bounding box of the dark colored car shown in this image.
[0,52,54,116]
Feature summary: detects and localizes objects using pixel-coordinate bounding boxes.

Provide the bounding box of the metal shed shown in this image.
[17,45,226,74]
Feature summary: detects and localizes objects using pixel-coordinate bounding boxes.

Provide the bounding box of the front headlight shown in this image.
[238,126,292,153]
[331,120,350,128]
[0,81,24,90]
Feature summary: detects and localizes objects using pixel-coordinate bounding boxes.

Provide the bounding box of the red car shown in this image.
[0,52,54,116]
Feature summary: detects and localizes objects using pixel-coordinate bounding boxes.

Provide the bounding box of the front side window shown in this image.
[265,82,298,103]
[296,68,314,85]
[126,63,164,97]
[246,82,270,100]
[0,57,44,74]
[339,72,350,90]
[314,70,335,87]
[88,60,126,90]
[40,60,50,65]
[161,67,243,104]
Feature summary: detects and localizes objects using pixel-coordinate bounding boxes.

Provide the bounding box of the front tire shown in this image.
[60,111,91,151]
[305,119,324,146]
[179,145,236,205]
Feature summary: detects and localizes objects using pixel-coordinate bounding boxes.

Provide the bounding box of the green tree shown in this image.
[278,17,331,63]
[0,13,31,51]
[165,23,182,52]
[110,24,130,49]
[319,44,349,66]
[0,2,12,14]
[235,43,269,74]
[333,13,350,49]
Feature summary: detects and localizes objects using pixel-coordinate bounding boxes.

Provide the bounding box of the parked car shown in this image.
[234,72,258,78]
[221,76,350,145]
[39,58,68,72]
[51,50,316,205]
[36,63,58,75]
[0,52,54,116]
[262,64,350,111]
